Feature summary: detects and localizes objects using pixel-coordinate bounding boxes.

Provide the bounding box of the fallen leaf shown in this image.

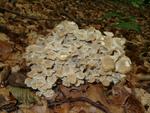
[7,86,42,106]
[0,88,17,112]
[86,84,108,106]
[31,100,52,113]
[0,40,13,61]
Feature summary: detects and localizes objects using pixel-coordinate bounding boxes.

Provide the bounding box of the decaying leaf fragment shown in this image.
[0,40,13,61]
[0,63,11,86]
[108,86,145,113]
[135,88,150,113]
[0,88,17,112]
[7,86,42,106]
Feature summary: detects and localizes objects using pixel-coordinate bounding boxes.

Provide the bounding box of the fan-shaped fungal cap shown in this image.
[104,31,114,37]
[24,20,132,98]
[53,20,78,37]
[115,56,132,74]
[101,55,115,72]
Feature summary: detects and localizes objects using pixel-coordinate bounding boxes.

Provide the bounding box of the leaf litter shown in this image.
[0,0,150,113]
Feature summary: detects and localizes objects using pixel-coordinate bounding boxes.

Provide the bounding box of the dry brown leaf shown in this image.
[18,108,36,113]
[0,65,10,86]
[0,88,10,97]
[7,72,26,87]
[108,86,145,113]
[51,84,111,113]
[0,40,13,61]
[31,100,51,113]
[69,103,103,113]
[108,86,130,106]
[124,95,145,113]
[52,103,70,113]
[86,84,108,106]
[59,85,88,98]
[0,111,7,113]
[86,85,125,113]
[0,88,17,112]
[0,33,9,41]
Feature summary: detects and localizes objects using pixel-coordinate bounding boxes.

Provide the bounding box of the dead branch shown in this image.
[0,7,39,20]
[136,73,150,81]
[0,6,103,27]
[48,97,111,113]
[0,7,61,21]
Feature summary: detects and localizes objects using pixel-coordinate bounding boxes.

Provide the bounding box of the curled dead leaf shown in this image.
[7,86,42,106]
[0,65,11,87]
[0,88,17,112]
[108,86,145,113]
[0,40,13,61]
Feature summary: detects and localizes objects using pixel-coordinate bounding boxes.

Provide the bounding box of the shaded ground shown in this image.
[0,0,150,113]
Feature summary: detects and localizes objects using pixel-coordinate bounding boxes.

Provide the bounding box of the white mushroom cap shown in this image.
[86,75,97,83]
[38,83,53,91]
[75,80,84,87]
[45,50,57,60]
[46,75,58,86]
[30,76,46,89]
[25,78,32,87]
[87,27,102,41]
[104,31,114,37]
[62,77,71,87]
[112,73,126,84]
[102,76,113,86]
[76,72,86,80]
[115,56,132,74]
[67,74,77,84]
[54,20,78,37]
[57,52,70,61]
[42,89,55,98]
[74,29,89,41]
[101,55,115,72]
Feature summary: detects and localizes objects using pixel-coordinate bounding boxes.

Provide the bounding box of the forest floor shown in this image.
[0,0,150,113]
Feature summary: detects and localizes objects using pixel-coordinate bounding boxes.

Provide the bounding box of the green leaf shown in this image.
[129,0,144,7]
[102,11,123,20]
[113,21,141,32]
[128,16,136,22]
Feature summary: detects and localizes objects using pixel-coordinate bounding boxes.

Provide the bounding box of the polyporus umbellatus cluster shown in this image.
[24,21,132,98]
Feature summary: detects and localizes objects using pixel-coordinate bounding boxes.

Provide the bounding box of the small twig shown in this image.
[126,40,141,46]
[60,11,104,27]
[60,11,82,26]
[0,25,26,39]
[0,7,103,26]
[136,73,150,81]
[48,97,111,113]
[0,7,38,20]
[0,7,61,21]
